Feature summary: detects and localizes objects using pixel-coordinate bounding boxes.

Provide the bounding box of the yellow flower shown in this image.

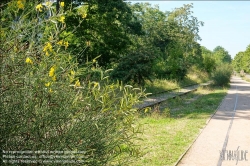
[70,70,75,75]
[64,41,69,49]
[75,80,80,87]
[60,2,64,7]
[86,41,90,46]
[52,76,56,81]
[58,15,65,23]
[93,59,96,63]
[45,82,51,87]
[25,57,33,64]
[45,51,49,56]
[49,66,55,77]
[36,4,43,12]
[17,1,24,9]
[57,40,63,45]
[43,42,53,53]
[82,14,87,19]
[49,88,53,93]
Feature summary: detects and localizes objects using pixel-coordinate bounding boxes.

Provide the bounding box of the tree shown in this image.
[233,51,244,72]
[201,46,216,73]
[62,0,143,66]
[213,46,232,64]
[128,3,204,81]
[111,45,155,85]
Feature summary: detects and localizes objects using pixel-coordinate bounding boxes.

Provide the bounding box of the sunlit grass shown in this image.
[144,67,210,94]
[132,86,227,166]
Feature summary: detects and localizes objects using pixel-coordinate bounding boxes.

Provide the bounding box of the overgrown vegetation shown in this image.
[0,1,145,165]
[0,0,233,165]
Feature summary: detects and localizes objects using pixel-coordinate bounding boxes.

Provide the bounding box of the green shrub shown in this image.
[202,54,216,74]
[0,2,144,165]
[111,46,155,85]
[212,64,233,86]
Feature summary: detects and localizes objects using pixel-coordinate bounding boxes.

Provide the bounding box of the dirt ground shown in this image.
[178,76,250,166]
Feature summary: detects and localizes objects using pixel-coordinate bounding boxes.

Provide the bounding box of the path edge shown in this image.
[173,87,229,166]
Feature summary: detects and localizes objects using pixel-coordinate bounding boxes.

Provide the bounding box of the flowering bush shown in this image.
[0,1,144,165]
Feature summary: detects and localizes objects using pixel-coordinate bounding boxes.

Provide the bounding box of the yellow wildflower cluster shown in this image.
[49,67,55,77]
[25,57,33,64]
[60,2,65,7]
[45,82,53,93]
[49,66,56,81]
[82,14,87,19]
[36,4,43,12]
[64,41,69,48]
[17,0,25,9]
[57,40,69,49]
[70,70,75,75]
[58,15,65,23]
[43,42,53,56]
[57,40,63,45]
[45,82,51,87]
[75,80,80,87]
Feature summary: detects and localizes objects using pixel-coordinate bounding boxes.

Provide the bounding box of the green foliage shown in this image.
[111,46,155,85]
[233,45,250,73]
[213,46,232,65]
[201,46,216,73]
[63,0,141,66]
[232,52,244,73]
[212,64,233,86]
[0,2,145,165]
[128,3,204,81]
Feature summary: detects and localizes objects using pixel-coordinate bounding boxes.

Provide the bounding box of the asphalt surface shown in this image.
[178,76,250,166]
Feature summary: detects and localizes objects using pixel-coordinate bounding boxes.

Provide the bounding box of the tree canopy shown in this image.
[233,45,250,73]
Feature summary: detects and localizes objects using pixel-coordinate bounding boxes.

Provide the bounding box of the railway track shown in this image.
[137,81,211,109]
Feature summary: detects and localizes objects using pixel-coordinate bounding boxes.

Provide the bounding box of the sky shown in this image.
[129,1,250,58]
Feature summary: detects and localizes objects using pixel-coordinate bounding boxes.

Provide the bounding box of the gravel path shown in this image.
[178,76,250,166]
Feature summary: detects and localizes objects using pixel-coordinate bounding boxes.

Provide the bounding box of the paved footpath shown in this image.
[178,76,250,166]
